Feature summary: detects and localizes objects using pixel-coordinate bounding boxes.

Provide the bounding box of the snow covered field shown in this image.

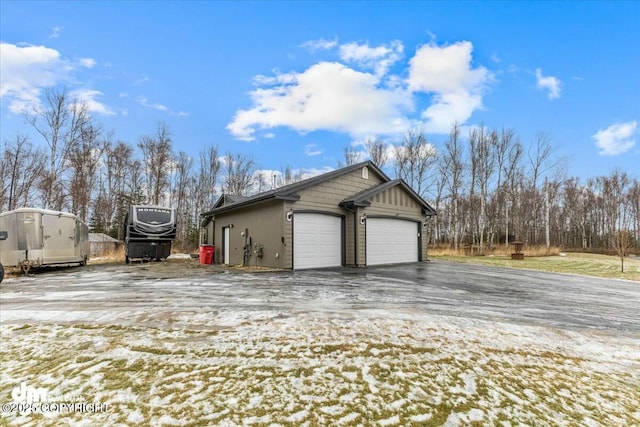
[1,262,639,426]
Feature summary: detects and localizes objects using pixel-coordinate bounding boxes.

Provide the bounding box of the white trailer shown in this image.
[0,208,89,275]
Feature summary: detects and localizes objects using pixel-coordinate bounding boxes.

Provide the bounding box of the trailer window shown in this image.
[136,208,172,225]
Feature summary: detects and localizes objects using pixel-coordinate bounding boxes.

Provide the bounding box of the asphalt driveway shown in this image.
[1,260,638,335]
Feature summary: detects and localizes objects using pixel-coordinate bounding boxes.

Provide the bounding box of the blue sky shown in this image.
[1,1,639,184]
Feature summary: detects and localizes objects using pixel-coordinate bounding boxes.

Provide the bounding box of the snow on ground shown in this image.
[1,311,638,426]
[1,263,639,425]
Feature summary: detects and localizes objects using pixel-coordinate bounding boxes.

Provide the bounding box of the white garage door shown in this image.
[294,213,342,269]
[366,218,418,266]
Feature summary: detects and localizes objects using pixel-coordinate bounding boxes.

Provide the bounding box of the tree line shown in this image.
[357,124,639,259]
[2,89,638,256]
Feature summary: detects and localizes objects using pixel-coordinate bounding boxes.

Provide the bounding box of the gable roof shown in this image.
[89,233,121,243]
[201,161,390,217]
[340,179,437,216]
[212,194,251,209]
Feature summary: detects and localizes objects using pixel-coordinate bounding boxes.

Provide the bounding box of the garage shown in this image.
[201,161,436,269]
[366,218,418,266]
[294,213,342,269]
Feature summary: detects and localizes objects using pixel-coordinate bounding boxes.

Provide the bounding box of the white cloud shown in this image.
[298,166,334,180]
[50,26,62,39]
[80,58,97,68]
[389,139,438,165]
[0,42,67,112]
[69,89,115,115]
[300,38,338,51]
[339,40,403,76]
[137,96,167,111]
[592,121,637,156]
[135,75,150,85]
[305,143,323,156]
[535,68,561,100]
[227,61,412,141]
[228,39,492,141]
[0,42,113,115]
[407,41,492,133]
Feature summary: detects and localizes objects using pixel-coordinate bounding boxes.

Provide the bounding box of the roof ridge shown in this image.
[202,161,389,216]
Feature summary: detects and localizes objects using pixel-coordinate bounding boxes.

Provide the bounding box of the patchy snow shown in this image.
[378,414,400,425]
[167,253,192,260]
[1,263,639,425]
[127,410,144,423]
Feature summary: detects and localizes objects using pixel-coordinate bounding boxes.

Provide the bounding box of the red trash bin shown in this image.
[199,245,215,265]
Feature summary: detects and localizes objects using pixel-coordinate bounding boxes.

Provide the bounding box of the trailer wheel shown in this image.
[0,263,4,283]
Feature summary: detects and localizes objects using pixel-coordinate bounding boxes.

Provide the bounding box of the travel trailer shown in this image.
[123,205,177,263]
[0,208,89,276]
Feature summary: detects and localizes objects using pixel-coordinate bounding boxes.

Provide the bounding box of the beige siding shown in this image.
[344,210,355,265]
[294,168,383,212]
[283,201,294,269]
[213,201,286,268]
[355,207,366,266]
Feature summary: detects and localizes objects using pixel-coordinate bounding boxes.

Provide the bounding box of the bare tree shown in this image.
[223,152,256,196]
[365,138,388,167]
[440,123,466,250]
[1,134,46,210]
[393,129,438,197]
[525,132,563,245]
[23,88,91,210]
[138,122,173,205]
[171,151,194,250]
[68,123,105,222]
[195,145,221,212]
[493,128,521,246]
[96,140,136,237]
[542,178,562,254]
[629,180,640,245]
[339,144,361,168]
[282,164,294,186]
[469,126,497,250]
[612,230,634,273]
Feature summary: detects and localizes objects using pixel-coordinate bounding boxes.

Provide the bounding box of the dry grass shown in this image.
[430,251,640,282]
[88,246,125,264]
[1,318,638,426]
[429,244,561,257]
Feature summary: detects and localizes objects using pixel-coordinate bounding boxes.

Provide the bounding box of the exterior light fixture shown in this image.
[360,213,367,225]
[286,209,293,222]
